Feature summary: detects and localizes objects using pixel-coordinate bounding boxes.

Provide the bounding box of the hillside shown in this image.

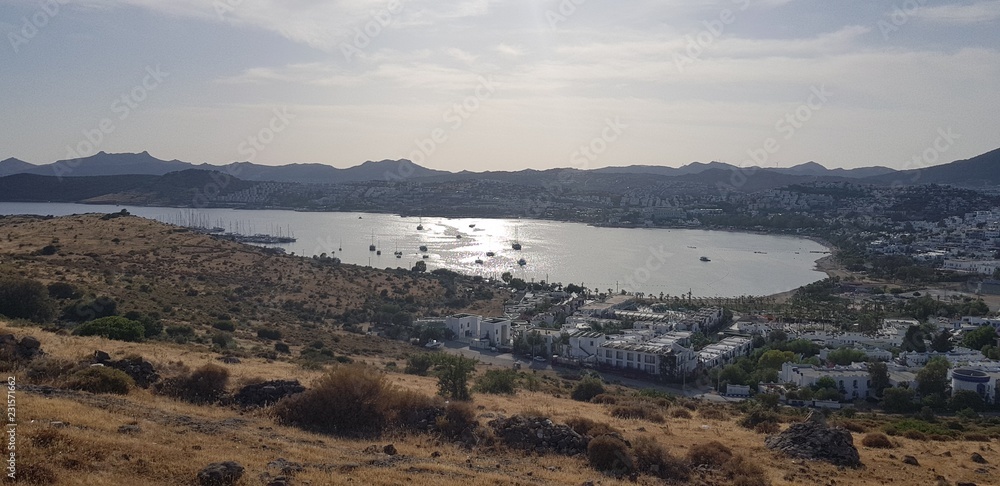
[864,147,1000,187]
[2,214,999,486]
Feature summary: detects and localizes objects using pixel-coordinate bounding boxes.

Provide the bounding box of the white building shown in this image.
[780,362,917,401]
[597,340,698,379]
[566,331,613,361]
[445,313,481,341]
[943,259,1000,275]
[479,317,512,347]
[900,347,987,367]
[698,336,753,369]
[951,368,1000,405]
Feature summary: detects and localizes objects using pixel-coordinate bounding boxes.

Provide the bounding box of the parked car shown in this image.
[533,356,547,362]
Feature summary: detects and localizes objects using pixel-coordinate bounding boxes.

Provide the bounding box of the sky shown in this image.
[1,0,998,172]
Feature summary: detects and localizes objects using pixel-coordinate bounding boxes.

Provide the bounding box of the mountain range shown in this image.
[1,147,998,188]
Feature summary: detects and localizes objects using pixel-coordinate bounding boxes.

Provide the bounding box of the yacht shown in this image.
[419,245,428,252]
[700,256,710,262]
[475,258,483,265]
[517,258,526,266]
[486,251,495,257]
[417,217,424,231]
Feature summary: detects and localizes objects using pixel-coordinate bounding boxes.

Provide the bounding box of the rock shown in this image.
[196,461,244,486]
[383,444,397,456]
[942,451,952,457]
[266,458,303,476]
[362,445,380,454]
[233,380,305,408]
[956,482,978,486]
[49,421,68,428]
[903,455,919,466]
[488,415,588,456]
[971,453,988,464]
[0,333,44,362]
[764,418,862,468]
[117,424,141,435]
[219,356,241,364]
[431,451,441,458]
[91,352,159,388]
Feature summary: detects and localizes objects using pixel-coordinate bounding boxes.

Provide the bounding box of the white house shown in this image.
[597,340,698,379]
[479,317,512,347]
[698,336,753,369]
[780,362,917,401]
[446,313,481,341]
[567,331,612,361]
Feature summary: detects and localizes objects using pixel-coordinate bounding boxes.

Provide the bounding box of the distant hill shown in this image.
[19,151,192,177]
[0,158,36,177]
[0,169,254,206]
[594,160,897,179]
[864,147,1000,187]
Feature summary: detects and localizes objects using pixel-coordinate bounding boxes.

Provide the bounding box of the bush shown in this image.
[165,325,194,338]
[587,435,633,473]
[902,430,927,441]
[64,367,134,395]
[274,342,290,354]
[963,433,991,442]
[669,407,693,419]
[158,363,229,404]
[722,454,769,486]
[73,316,144,342]
[739,408,779,431]
[861,433,895,448]
[434,401,478,439]
[836,420,867,433]
[564,416,619,438]
[274,365,439,438]
[474,369,518,395]
[25,357,76,382]
[699,408,727,420]
[433,354,476,401]
[47,282,80,300]
[571,376,605,402]
[590,393,617,405]
[257,328,282,340]
[754,421,780,434]
[0,277,55,322]
[212,321,236,332]
[632,435,690,481]
[686,441,733,468]
[211,332,235,349]
[404,354,434,376]
[610,402,665,423]
[61,296,117,323]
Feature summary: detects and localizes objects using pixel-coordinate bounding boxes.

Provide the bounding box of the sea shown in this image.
[0,202,830,297]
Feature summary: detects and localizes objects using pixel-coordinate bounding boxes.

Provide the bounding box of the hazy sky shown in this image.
[1,0,998,172]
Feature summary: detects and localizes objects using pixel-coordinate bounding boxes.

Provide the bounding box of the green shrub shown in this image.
[0,276,55,322]
[590,393,617,404]
[46,282,80,300]
[721,454,769,486]
[211,332,235,349]
[212,321,236,332]
[686,441,733,468]
[256,328,282,340]
[861,433,894,448]
[587,435,633,473]
[404,354,434,376]
[61,296,117,323]
[902,430,927,441]
[739,408,779,430]
[166,325,194,338]
[434,401,479,439]
[571,376,605,402]
[73,316,144,342]
[64,367,134,395]
[474,369,518,395]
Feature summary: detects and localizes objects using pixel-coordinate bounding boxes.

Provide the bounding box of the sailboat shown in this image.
[368,231,376,252]
[417,217,424,231]
[511,225,522,250]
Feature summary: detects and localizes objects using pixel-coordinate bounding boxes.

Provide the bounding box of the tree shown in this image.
[717,364,749,390]
[963,326,997,352]
[867,362,890,398]
[949,390,985,412]
[929,330,954,353]
[411,260,427,273]
[813,376,838,391]
[501,272,512,284]
[882,387,916,413]
[0,277,55,323]
[757,350,795,370]
[916,357,950,402]
[900,325,926,353]
[767,329,788,343]
[433,354,477,401]
[826,348,867,366]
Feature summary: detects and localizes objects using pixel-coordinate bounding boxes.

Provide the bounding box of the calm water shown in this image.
[0,202,829,297]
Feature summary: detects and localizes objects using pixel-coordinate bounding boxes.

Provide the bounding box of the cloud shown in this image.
[912,0,1000,24]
